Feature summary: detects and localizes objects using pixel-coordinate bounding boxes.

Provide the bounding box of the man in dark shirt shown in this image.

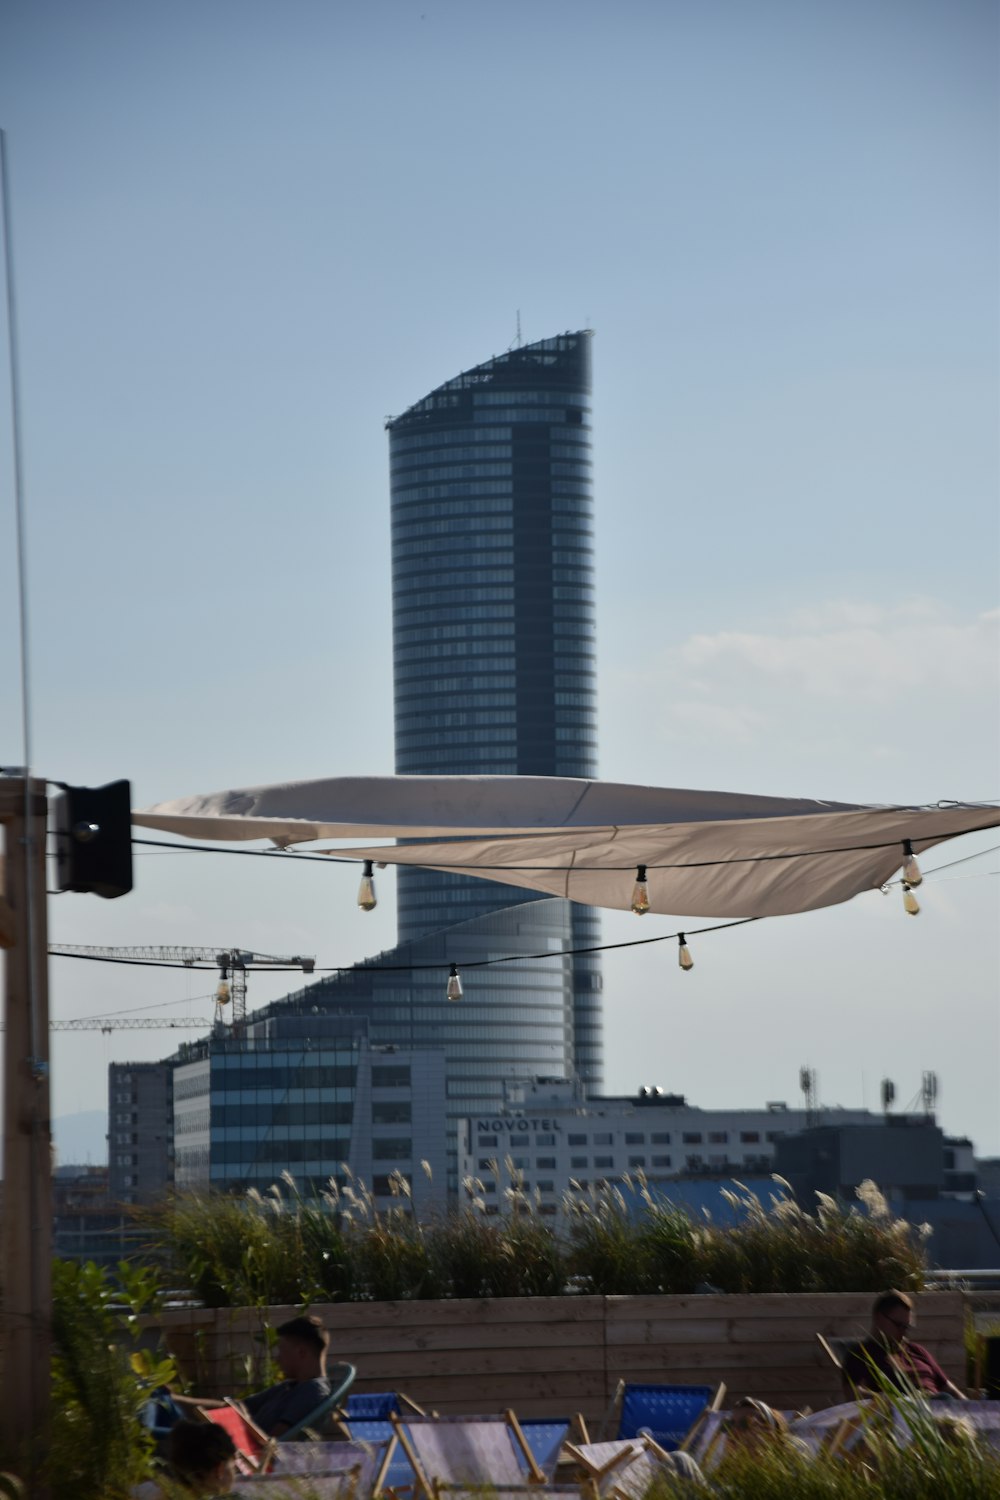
[242,1315,333,1436]
[841,1290,966,1400]
[173,1314,334,1438]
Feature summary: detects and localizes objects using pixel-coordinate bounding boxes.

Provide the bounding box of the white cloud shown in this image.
[676,605,998,701]
[602,598,1000,796]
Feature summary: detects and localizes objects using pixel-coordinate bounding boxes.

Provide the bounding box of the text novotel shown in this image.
[476,1119,563,1134]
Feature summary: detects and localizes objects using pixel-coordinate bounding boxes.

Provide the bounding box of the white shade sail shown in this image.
[134,776,999,921]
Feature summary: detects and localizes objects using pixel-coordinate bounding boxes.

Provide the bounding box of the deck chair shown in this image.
[232,1473,362,1499]
[341,1419,416,1492]
[564,1438,645,1490]
[391,1410,547,1499]
[278,1362,357,1442]
[515,1418,590,1480]
[817,1333,865,1398]
[199,1400,277,1475]
[616,1382,721,1451]
[342,1389,427,1420]
[606,1438,708,1498]
[675,1385,727,1455]
[271,1438,394,1489]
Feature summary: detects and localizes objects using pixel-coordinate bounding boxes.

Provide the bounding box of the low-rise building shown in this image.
[458,1077,877,1214]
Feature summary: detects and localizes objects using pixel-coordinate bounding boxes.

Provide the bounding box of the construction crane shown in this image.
[48,945,316,1029]
[0,1017,207,1033]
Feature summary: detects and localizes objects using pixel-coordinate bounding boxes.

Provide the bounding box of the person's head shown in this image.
[871,1290,914,1349]
[274,1314,329,1380]
[164,1421,237,1495]
[725,1398,788,1450]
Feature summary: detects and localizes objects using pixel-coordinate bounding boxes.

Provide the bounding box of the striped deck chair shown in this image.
[270,1437,395,1492]
[391,1411,546,1499]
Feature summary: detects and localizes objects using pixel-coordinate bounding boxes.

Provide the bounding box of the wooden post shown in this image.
[0,776,51,1484]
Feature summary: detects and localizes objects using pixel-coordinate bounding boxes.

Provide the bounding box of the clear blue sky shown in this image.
[1,1,998,1160]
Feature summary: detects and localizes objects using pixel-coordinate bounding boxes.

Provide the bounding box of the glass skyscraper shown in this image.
[386,330,603,1091]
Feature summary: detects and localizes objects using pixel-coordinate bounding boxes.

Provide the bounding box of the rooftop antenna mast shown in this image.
[921,1070,938,1117]
[516,310,521,347]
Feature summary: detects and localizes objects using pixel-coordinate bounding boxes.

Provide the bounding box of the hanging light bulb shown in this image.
[677,934,694,971]
[357,859,377,911]
[901,839,922,888]
[446,963,464,1001]
[902,882,920,917]
[216,967,231,1005]
[631,864,650,915]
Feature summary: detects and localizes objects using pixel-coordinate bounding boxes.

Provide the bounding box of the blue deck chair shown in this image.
[616,1383,714,1452]
[515,1416,593,1476]
[345,1418,417,1490]
[515,1419,571,1479]
[343,1392,401,1422]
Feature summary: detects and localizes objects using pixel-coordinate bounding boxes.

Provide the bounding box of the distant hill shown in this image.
[53,1110,107,1166]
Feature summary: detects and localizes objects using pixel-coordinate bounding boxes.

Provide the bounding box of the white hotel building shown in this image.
[458,1076,877,1215]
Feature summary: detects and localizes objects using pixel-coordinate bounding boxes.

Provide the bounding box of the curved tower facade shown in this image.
[386,330,603,1092]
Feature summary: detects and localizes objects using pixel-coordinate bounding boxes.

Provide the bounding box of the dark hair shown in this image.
[873,1290,914,1318]
[165,1420,236,1478]
[276,1314,329,1353]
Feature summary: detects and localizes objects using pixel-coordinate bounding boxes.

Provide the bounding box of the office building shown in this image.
[108,1060,173,1205]
[173,1011,448,1215]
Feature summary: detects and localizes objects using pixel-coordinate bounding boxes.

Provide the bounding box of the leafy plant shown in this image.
[48,1258,176,1500]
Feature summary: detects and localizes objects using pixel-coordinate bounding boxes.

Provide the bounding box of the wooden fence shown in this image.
[155,1290,967,1422]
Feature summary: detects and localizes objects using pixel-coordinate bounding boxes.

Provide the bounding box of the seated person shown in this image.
[723,1398,809,1458]
[173,1314,334,1438]
[841,1290,966,1400]
[242,1314,334,1436]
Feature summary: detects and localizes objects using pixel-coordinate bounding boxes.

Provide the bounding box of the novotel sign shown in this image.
[476,1119,563,1134]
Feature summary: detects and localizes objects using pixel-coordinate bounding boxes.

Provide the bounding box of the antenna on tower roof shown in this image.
[516,310,521,347]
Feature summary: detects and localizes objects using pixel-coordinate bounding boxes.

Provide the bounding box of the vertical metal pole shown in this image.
[1,777,51,1489]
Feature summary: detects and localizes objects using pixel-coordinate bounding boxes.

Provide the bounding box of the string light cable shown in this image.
[49,913,759,978]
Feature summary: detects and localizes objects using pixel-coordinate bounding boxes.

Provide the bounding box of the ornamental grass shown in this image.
[150,1170,928,1306]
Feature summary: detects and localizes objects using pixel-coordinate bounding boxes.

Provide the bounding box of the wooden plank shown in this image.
[318,1322,603,1354]
[610,1345,842,1373]
[322,1297,604,1330]
[605,1294,876,1319]
[340,1347,605,1381]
